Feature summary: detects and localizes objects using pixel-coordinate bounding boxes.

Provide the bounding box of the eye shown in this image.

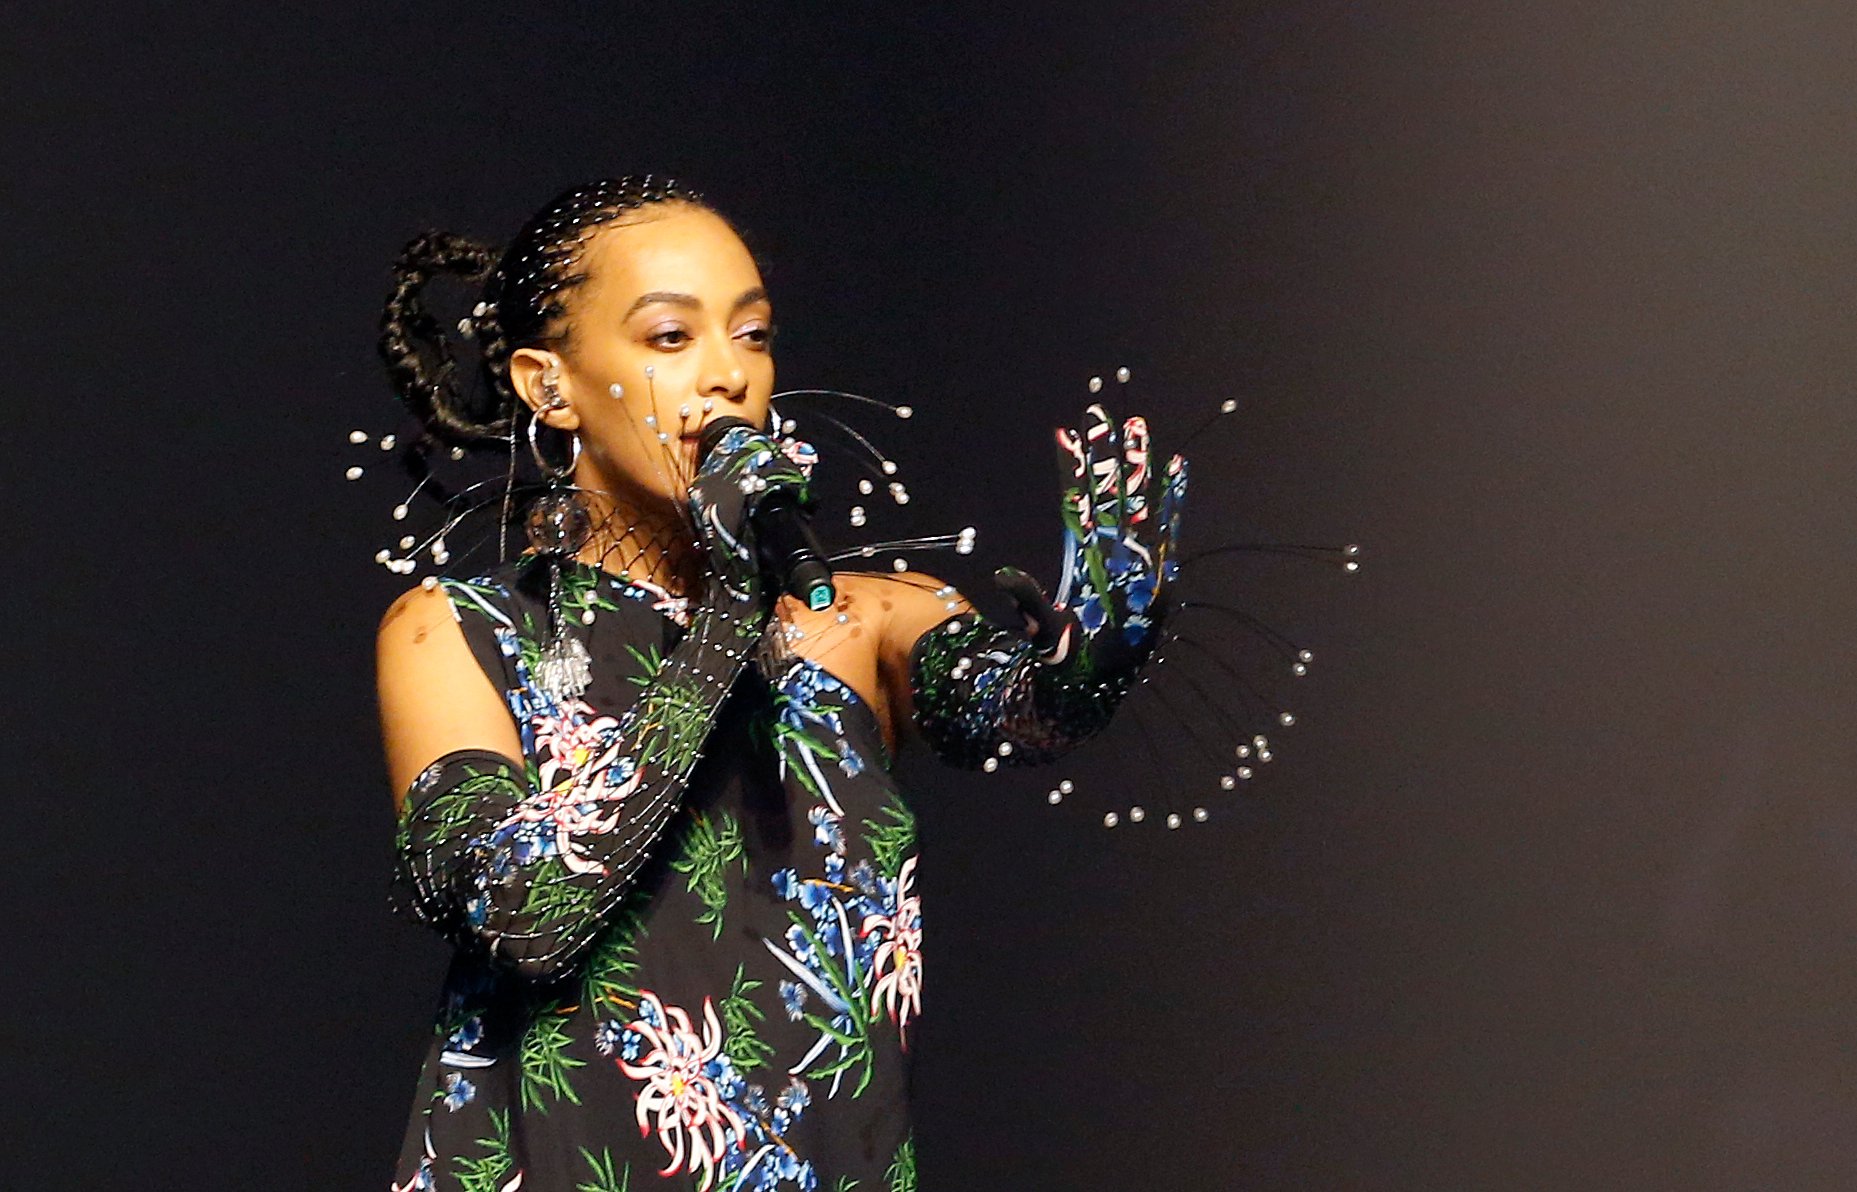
[736,321,776,349]
[647,324,691,349]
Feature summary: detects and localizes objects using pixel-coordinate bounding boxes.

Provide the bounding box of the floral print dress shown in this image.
[391,555,921,1192]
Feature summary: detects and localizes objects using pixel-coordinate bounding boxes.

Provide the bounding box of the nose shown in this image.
[697,333,748,404]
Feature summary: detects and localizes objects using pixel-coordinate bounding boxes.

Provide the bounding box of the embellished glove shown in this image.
[393,423,810,979]
[910,403,1187,767]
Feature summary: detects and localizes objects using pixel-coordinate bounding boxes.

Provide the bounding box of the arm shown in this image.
[380,424,808,980]
[891,403,1187,768]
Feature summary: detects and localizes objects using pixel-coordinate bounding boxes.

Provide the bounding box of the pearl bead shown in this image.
[1129,806,1145,822]
[895,405,913,418]
[1115,366,1130,383]
[1103,812,1119,827]
[1193,807,1208,822]
[1088,376,1103,393]
[345,466,364,480]
[1047,790,1062,804]
[348,430,367,444]
[1058,779,1074,794]
[1166,813,1181,829]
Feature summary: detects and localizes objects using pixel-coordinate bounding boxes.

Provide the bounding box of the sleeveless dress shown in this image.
[390,555,922,1192]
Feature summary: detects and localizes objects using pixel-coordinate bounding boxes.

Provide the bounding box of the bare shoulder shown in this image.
[375,581,520,810]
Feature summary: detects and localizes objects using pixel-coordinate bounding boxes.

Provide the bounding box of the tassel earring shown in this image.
[526,363,594,703]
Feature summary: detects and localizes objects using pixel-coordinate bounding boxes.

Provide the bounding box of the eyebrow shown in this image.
[625,286,769,319]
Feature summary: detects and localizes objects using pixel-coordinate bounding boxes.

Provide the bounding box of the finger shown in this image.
[994,566,1077,663]
[1082,403,1118,518]
[1055,422,1092,533]
[1157,453,1188,575]
[1121,415,1151,527]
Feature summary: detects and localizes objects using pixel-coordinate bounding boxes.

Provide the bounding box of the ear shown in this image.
[507,347,582,431]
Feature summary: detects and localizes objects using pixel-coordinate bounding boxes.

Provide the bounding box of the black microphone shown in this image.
[697,417,837,611]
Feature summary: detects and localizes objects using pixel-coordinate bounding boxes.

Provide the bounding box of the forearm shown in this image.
[394,599,762,979]
[908,610,1135,769]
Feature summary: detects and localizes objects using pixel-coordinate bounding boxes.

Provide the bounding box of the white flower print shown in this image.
[616,991,749,1191]
[861,856,923,1047]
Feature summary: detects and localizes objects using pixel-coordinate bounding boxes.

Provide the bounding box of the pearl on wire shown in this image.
[348,430,367,444]
[858,479,874,495]
[609,383,624,399]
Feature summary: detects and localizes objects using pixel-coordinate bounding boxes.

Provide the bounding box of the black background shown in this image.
[9,3,1856,1188]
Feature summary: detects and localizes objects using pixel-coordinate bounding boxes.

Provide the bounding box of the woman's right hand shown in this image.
[684,421,815,608]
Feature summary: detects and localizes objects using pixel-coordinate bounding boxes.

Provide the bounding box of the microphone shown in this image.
[697,417,837,611]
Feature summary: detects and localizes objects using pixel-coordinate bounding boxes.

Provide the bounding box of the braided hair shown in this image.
[377,176,716,447]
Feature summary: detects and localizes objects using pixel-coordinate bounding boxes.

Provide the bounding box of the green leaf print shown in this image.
[670,811,747,939]
[718,962,775,1075]
[519,1010,586,1112]
[786,911,875,1097]
[770,716,842,803]
[519,857,597,927]
[624,642,665,687]
[885,1135,917,1192]
[581,910,647,1019]
[452,1108,517,1192]
[832,1178,862,1192]
[638,674,714,771]
[576,1146,632,1192]
[861,794,916,882]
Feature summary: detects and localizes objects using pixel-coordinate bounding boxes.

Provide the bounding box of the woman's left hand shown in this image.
[994,402,1188,675]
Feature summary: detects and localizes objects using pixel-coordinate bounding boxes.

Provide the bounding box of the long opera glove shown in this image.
[910,404,1187,768]
[393,424,811,979]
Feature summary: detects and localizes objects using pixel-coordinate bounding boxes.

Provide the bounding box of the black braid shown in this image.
[378,176,719,449]
[377,231,502,443]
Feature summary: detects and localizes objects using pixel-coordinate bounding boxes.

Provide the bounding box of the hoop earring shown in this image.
[525,387,595,703]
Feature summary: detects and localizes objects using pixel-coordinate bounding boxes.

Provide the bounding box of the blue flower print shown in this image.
[808,805,846,853]
[772,868,801,900]
[779,979,808,1021]
[593,1020,626,1056]
[441,1072,476,1111]
[446,1015,483,1052]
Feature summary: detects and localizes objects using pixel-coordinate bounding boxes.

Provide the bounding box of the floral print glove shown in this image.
[393,423,807,980]
[910,403,1187,768]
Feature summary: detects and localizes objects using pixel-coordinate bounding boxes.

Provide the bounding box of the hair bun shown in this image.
[377,231,508,445]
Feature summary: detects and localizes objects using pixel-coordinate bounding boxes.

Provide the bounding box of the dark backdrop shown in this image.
[9,3,1856,1189]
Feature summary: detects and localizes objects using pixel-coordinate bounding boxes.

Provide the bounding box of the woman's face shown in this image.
[521,202,775,509]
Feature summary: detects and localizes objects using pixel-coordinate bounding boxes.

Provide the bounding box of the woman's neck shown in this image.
[570,486,704,597]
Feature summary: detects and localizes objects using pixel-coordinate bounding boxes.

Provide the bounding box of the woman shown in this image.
[375,177,1184,1191]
